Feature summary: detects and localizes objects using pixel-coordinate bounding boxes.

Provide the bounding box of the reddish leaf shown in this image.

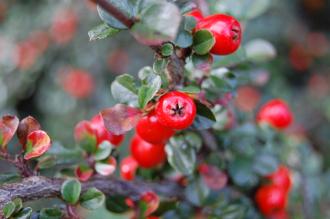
[141,191,159,216]
[24,130,51,160]
[101,104,142,135]
[17,116,41,146]
[75,165,94,182]
[199,164,228,190]
[0,115,19,147]
[74,120,97,153]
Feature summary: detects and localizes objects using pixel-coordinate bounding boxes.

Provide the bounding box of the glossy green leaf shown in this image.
[193,30,215,55]
[88,23,120,41]
[12,207,32,219]
[97,0,137,29]
[166,135,198,175]
[105,195,130,213]
[80,188,105,210]
[111,74,139,106]
[61,179,81,204]
[185,178,210,206]
[94,141,113,161]
[161,43,174,57]
[3,201,15,218]
[131,1,181,45]
[191,101,216,130]
[39,208,62,219]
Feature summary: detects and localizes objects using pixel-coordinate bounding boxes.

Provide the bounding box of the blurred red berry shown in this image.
[255,185,287,216]
[120,156,139,181]
[13,40,39,70]
[107,49,129,74]
[195,14,242,55]
[266,165,292,193]
[60,68,95,99]
[50,9,78,45]
[257,99,293,129]
[268,209,290,219]
[130,134,166,168]
[289,44,312,71]
[235,86,261,112]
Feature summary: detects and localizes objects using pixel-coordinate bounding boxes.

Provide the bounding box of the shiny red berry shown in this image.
[120,156,139,181]
[136,111,175,144]
[155,91,196,130]
[255,185,287,216]
[266,165,292,192]
[185,9,204,22]
[195,14,242,55]
[257,99,293,129]
[130,134,166,168]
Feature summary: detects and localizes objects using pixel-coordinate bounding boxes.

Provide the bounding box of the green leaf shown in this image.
[80,188,105,210]
[166,135,197,175]
[153,58,169,75]
[12,198,23,213]
[138,78,161,108]
[61,179,81,204]
[192,54,213,72]
[213,48,247,68]
[211,0,271,20]
[105,195,130,213]
[253,153,278,176]
[191,101,216,130]
[94,161,116,176]
[175,30,193,48]
[184,16,197,32]
[0,173,20,184]
[245,39,276,63]
[131,1,181,45]
[43,142,83,167]
[94,141,113,161]
[12,207,32,219]
[161,43,174,57]
[39,208,63,219]
[185,178,210,206]
[88,23,120,41]
[3,201,15,218]
[193,30,215,55]
[97,0,137,29]
[228,157,258,188]
[180,86,201,94]
[111,74,139,106]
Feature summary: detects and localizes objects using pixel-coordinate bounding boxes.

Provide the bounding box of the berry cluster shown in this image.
[255,165,292,217]
[120,91,197,180]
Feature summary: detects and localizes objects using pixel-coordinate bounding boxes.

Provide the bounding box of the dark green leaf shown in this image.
[175,30,193,48]
[97,0,137,29]
[213,48,247,68]
[0,173,20,184]
[191,101,216,130]
[3,201,15,218]
[12,207,32,219]
[43,142,83,167]
[253,153,278,176]
[193,30,215,55]
[180,86,201,94]
[12,198,23,213]
[184,16,197,32]
[105,195,130,213]
[166,135,198,175]
[131,1,181,45]
[61,179,81,204]
[228,157,258,188]
[88,23,120,41]
[94,141,113,161]
[39,208,62,219]
[80,188,105,210]
[185,178,210,206]
[111,74,139,106]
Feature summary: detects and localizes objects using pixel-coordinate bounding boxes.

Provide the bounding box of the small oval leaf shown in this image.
[61,179,81,204]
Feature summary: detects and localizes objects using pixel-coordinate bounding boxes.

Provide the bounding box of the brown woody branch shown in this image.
[0,176,183,211]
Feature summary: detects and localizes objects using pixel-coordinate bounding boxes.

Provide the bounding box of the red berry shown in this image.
[266,165,292,192]
[195,14,242,55]
[255,185,287,216]
[268,209,289,219]
[75,166,93,182]
[141,191,159,216]
[185,9,204,22]
[155,91,196,130]
[90,114,124,146]
[130,134,166,168]
[51,9,78,45]
[120,156,139,181]
[136,111,175,144]
[257,99,293,129]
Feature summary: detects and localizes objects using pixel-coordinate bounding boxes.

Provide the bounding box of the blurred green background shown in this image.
[0,0,329,218]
